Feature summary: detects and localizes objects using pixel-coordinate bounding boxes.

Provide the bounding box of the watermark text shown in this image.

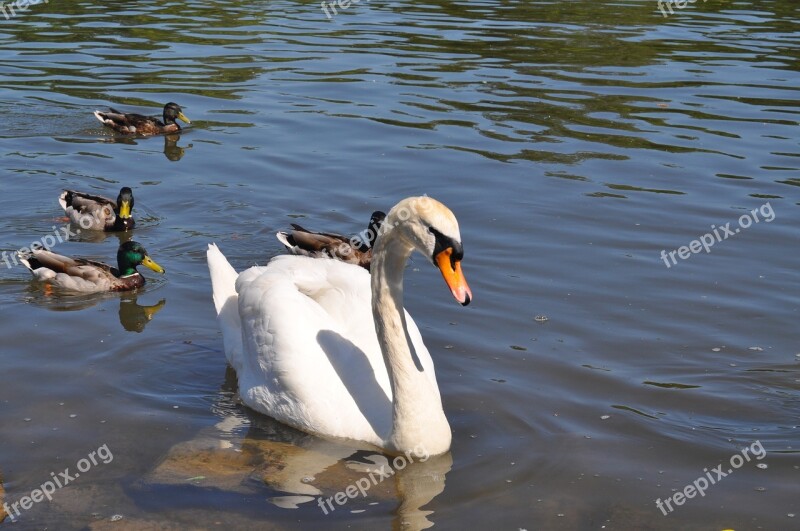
[656,440,765,515]
[660,202,775,268]
[1,0,49,20]
[318,443,429,514]
[657,0,707,18]
[321,0,361,20]
[3,444,114,522]
[2,224,79,269]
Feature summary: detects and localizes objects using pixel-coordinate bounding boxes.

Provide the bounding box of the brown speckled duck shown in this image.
[19,241,165,293]
[276,211,385,270]
[59,187,135,232]
[94,102,190,136]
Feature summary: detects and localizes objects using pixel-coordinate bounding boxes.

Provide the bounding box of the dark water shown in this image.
[1,0,798,529]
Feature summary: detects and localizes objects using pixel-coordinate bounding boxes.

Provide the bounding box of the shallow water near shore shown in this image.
[0,0,798,529]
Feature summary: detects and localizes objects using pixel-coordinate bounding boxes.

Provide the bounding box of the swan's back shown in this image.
[237,255,372,337]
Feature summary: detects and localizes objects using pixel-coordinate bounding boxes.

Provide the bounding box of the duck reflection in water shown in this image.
[97,133,191,162]
[118,295,166,333]
[63,227,134,245]
[23,287,166,333]
[163,133,192,161]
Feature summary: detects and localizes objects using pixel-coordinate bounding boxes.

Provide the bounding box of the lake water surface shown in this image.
[0,0,798,529]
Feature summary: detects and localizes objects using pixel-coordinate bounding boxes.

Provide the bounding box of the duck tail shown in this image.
[58,189,70,212]
[17,251,35,273]
[275,231,295,251]
[17,250,56,282]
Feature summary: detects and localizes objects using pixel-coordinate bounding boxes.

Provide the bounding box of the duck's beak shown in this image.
[118,200,132,219]
[141,255,165,274]
[435,248,472,306]
[177,111,191,124]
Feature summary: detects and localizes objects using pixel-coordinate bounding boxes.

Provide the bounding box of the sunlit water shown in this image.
[0,0,798,529]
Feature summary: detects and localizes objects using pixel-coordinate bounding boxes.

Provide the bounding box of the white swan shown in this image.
[207,197,471,456]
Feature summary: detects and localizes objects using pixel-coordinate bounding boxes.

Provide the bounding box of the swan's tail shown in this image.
[207,243,238,314]
[207,243,244,371]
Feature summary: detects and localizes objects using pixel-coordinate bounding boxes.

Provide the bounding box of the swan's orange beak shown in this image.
[435,248,472,306]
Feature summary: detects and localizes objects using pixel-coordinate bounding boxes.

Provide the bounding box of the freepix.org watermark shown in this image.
[317,443,429,514]
[655,440,766,516]
[2,224,79,269]
[1,207,114,269]
[0,0,48,20]
[657,0,707,18]
[326,195,437,260]
[660,202,775,268]
[321,0,360,20]
[3,444,114,522]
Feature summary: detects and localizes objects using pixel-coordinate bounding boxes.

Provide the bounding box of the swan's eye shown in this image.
[429,227,463,265]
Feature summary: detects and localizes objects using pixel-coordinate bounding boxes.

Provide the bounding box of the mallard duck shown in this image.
[19,241,165,293]
[276,211,386,270]
[59,187,135,232]
[93,102,191,136]
[207,197,471,455]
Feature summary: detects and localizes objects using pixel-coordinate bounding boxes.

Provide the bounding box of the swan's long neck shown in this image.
[371,227,451,455]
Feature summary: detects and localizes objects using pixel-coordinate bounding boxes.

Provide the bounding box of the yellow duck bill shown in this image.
[118,200,132,219]
[141,255,165,274]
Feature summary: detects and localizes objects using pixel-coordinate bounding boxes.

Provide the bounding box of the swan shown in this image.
[207,197,471,455]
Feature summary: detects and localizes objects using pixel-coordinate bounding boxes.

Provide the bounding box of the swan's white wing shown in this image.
[403,308,440,397]
[207,246,441,447]
[235,255,396,445]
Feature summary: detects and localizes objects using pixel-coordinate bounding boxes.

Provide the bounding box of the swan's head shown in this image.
[385,196,472,306]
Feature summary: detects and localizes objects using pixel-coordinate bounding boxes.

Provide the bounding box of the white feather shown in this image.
[206,197,466,455]
[207,246,435,447]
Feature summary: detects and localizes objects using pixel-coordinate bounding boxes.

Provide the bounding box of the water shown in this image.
[1,0,798,529]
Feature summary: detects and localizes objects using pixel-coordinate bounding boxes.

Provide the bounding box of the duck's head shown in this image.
[163,103,191,126]
[366,211,386,247]
[115,187,135,230]
[383,197,472,306]
[117,241,165,277]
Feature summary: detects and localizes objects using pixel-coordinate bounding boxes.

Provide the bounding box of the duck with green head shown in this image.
[94,102,191,136]
[19,241,165,292]
[59,186,136,232]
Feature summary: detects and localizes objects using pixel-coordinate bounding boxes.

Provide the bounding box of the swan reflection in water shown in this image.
[0,474,6,524]
[144,367,451,529]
